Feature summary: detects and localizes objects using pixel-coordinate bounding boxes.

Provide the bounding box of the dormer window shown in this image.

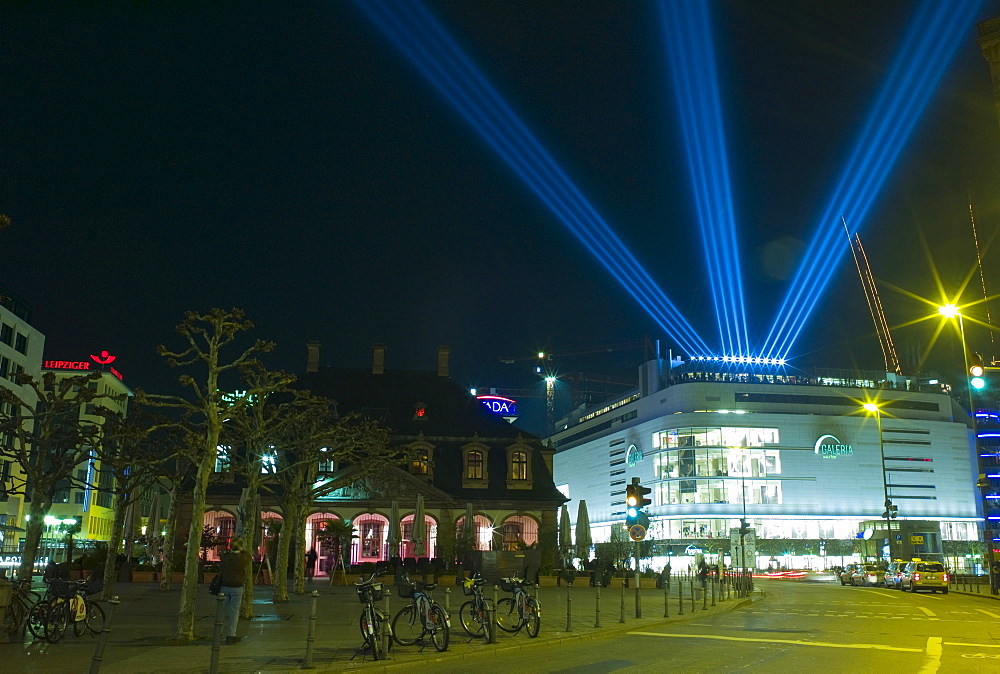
[461,440,490,488]
[505,441,534,490]
[466,450,484,479]
[406,437,435,480]
[511,451,528,480]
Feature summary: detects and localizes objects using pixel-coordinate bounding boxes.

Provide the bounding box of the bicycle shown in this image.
[1,578,41,639]
[458,573,495,643]
[355,572,392,661]
[28,578,105,643]
[495,575,540,637]
[391,572,450,651]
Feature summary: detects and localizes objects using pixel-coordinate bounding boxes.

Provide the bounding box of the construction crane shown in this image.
[844,218,901,375]
[499,339,648,433]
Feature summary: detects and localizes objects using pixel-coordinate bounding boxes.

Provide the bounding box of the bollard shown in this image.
[711,574,716,606]
[663,574,669,618]
[595,582,602,628]
[494,585,499,615]
[619,578,625,624]
[89,596,119,674]
[444,586,451,613]
[566,580,572,632]
[702,578,708,610]
[209,593,225,674]
[302,590,319,669]
[383,587,391,656]
[690,580,695,612]
[677,575,683,615]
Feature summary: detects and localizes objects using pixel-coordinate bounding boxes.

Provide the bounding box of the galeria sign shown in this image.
[814,434,853,459]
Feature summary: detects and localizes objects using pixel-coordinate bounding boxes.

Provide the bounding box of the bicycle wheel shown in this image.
[459,600,485,637]
[44,601,69,644]
[27,601,48,640]
[524,597,540,638]
[84,600,105,636]
[2,601,23,636]
[495,597,521,633]
[391,604,422,645]
[429,605,449,652]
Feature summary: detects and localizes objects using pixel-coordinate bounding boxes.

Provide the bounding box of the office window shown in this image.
[14,333,27,355]
[0,323,11,346]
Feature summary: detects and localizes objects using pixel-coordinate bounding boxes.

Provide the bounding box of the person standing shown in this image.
[305,548,318,582]
[219,539,251,644]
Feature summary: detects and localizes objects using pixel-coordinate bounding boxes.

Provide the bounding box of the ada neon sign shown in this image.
[477,395,517,415]
[814,434,853,459]
[43,350,123,381]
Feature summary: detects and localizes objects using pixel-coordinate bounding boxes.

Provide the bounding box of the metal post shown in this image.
[690,578,695,612]
[594,582,602,628]
[303,590,319,669]
[565,580,572,632]
[711,573,716,606]
[209,593,225,674]
[677,574,683,615]
[444,587,451,612]
[663,573,669,618]
[618,576,625,623]
[634,540,641,619]
[88,596,119,674]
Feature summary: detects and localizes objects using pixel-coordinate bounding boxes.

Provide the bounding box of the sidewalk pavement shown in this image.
[1,577,761,673]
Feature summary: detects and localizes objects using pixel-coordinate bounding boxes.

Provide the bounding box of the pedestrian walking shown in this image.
[219,539,251,644]
[305,548,317,581]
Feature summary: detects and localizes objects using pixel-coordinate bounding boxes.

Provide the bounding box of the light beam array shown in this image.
[658,0,749,359]
[352,0,713,357]
[760,0,983,362]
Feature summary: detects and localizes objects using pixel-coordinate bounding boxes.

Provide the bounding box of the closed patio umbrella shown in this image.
[412,495,426,557]
[559,504,572,563]
[387,500,401,560]
[575,500,592,562]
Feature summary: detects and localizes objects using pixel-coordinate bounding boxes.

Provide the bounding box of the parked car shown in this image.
[883,560,905,589]
[900,559,949,593]
[839,563,860,586]
[851,564,883,587]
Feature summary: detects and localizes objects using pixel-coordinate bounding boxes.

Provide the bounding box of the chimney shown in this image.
[372,343,386,375]
[437,345,451,377]
[306,341,321,373]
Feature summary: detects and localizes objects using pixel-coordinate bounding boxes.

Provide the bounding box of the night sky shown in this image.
[4,1,1000,436]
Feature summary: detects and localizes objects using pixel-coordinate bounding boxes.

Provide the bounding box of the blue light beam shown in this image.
[762,0,983,362]
[353,0,713,356]
[658,0,750,359]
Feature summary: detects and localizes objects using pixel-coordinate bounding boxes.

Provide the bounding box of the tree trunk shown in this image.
[17,500,50,581]
[240,491,260,619]
[175,457,212,640]
[101,495,130,600]
[272,501,296,603]
[159,482,180,592]
[293,502,308,595]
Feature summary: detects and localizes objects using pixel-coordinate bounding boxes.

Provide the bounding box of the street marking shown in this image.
[917,607,936,618]
[976,608,1000,619]
[945,642,1000,648]
[919,636,942,674]
[628,632,922,652]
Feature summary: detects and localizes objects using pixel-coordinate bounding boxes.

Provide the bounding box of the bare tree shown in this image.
[140,308,273,641]
[0,370,105,580]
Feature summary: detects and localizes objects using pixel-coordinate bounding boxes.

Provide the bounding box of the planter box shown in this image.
[132,571,158,583]
[202,572,218,585]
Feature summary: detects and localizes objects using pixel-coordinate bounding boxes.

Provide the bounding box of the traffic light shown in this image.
[625,478,653,529]
[970,353,986,390]
[882,498,898,519]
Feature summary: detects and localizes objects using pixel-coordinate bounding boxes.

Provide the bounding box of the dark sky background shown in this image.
[4,1,1000,436]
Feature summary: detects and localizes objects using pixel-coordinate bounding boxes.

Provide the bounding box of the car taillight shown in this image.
[914,573,921,581]
[942,573,948,582]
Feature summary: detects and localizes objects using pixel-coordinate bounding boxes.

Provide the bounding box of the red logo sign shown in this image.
[90,350,116,365]
[44,350,124,381]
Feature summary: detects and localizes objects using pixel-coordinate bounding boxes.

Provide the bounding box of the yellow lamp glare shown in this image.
[626,494,638,507]
[938,304,960,319]
[862,402,880,413]
[971,364,985,377]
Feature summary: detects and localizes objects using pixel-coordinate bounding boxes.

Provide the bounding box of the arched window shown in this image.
[499,515,539,550]
[467,450,484,480]
[511,451,528,480]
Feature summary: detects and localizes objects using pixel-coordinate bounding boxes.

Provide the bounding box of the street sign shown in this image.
[629,524,647,541]
[910,535,925,545]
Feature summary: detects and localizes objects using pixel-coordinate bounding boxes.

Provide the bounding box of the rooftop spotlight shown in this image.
[938,304,960,319]
[354,0,713,357]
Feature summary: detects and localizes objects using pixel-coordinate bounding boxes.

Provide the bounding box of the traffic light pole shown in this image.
[634,540,641,618]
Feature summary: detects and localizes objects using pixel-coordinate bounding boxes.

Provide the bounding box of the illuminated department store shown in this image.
[550,357,981,570]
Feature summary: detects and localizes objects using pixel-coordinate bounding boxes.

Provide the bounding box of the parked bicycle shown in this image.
[391,572,449,651]
[28,578,105,643]
[1,578,41,639]
[355,572,392,660]
[458,573,495,643]
[496,575,540,637]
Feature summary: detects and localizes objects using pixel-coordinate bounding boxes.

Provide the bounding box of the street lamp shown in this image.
[939,304,995,590]
[863,402,894,560]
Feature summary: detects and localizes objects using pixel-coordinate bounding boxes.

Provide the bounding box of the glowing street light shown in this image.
[862,401,895,560]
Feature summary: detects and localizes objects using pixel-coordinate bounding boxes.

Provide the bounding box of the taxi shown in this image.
[899,559,949,594]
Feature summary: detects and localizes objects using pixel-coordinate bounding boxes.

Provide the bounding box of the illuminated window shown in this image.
[511,451,528,480]
[411,451,429,475]
[467,450,483,479]
[261,449,277,474]
[214,446,230,473]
